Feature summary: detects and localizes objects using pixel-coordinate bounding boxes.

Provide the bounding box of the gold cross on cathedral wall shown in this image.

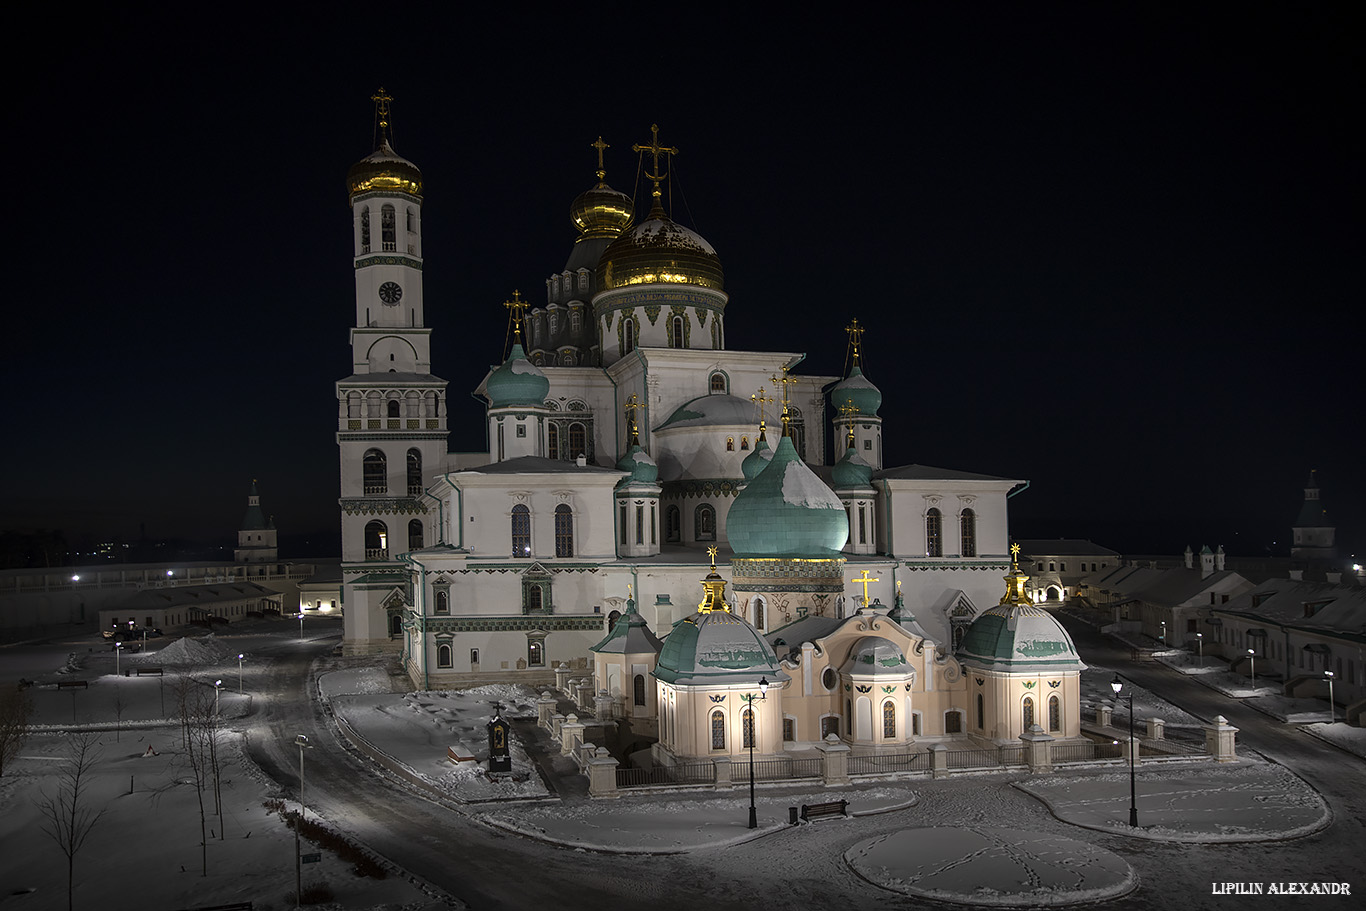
[856,569,879,605]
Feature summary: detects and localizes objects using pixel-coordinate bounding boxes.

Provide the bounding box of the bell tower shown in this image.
[337,89,449,653]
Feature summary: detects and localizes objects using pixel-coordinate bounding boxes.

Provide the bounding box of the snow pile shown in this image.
[1015,762,1330,843]
[1303,721,1366,760]
[55,652,86,675]
[780,459,842,509]
[845,826,1136,906]
[141,635,230,666]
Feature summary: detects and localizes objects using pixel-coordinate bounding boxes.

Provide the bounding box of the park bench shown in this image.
[56,680,89,690]
[136,666,163,676]
[800,800,848,822]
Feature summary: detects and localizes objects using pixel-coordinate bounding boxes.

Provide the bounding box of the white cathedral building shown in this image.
[336,94,1084,758]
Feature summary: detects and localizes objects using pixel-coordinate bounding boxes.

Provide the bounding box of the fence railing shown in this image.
[998,745,1026,766]
[946,748,1003,769]
[733,757,823,782]
[1051,741,1098,763]
[848,750,931,776]
[616,761,716,788]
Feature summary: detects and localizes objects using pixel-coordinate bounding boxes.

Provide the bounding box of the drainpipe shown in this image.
[441,473,464,549]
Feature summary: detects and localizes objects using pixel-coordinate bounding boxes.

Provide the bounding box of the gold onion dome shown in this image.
[347,138,424,200]
[597,198,724,291]
[570,181,633,240]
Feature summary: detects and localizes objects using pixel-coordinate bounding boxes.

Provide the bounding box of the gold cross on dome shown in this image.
[624,394,646,445]
[633,124,678,199]
[371,87,393,130]
[1010,542,1021,570]
[769,367,797,436]
[590,136,609,181]
[707,545,718,572]
[627,583,633,599]
[751,386,774,426]
[504,290,528,343]
[856,569,879,605]
[845,318,865,366]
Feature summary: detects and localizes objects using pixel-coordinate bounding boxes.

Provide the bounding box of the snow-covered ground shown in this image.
[1303,721,1366,760]
[846,826,1137,906]
[1015,762,1330,842]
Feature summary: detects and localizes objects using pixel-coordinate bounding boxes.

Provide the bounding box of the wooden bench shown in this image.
[136,667,163,677]
[800,800,848,822]
[56,680,89,690]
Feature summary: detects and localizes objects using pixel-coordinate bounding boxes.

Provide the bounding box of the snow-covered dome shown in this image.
[485,344,550,408]
[727,436,848,557]
[654,607,784,686]
[597,199,724,292]
[957,558,1085,673]
[830,366,882,417]
[740,433,773,481]
[839,636,911,676]
[657,394,756,430]
[615,445,659,484]
[346,138,423,200]
[831,445,873,490]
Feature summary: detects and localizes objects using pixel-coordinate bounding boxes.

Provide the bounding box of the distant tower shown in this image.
[1291,470,1336,561]
[235,480,278,563]
[829,319,883,470]
[338,90,449,652]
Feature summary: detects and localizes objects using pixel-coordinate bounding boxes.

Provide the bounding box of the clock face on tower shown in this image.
[378,282,403,306]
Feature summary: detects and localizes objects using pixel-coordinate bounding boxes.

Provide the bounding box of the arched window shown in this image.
[926,508,942,557]
[568,422,586,459]
[407,449,422,495]
[360,206,370,252]
[387,399,400,418]
[709,373,726,393]
[389,614,402,636]
[945,710,963,734]
[711,710,725,750]
[633,674,646,706]
[1048,695,1061,732]
[526,585,543,612]
[622,317,636,354]
[554,504,574,557]
[607,609,621,627]
[752,596,766,631]
[726,437,734,451]
[547,423,559,459]
[671,315,685,348]
[381,204,396,250]
[695,504,716,542]
[435,591,449,614]
[1022,696,1035,729]
[363,449,387,495]
[437,644,452,668]
[511,504,531,556]
[571,310,582,333]
[742,708,755,749]
[407,519,423,550]
[364,520,388,560]
[882,701,896,739]
[666,506,681,542]
[960,509,977,557]
[527,639,544,666]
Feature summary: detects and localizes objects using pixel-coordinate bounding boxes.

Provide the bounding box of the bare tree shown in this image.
[0,688,34,778]
[175,676,225,874]
[36,732,106,911]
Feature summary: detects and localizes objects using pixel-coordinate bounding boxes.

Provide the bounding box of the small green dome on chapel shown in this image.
[485,344,550,408]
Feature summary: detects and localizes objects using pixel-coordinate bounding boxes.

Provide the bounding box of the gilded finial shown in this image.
[504,291,529,347]
[838,400,859,448]
[707,545,718,572]
[768,367,797,437]
[697,548,729,613]
[1000,543,1031,607]
[633,124,679,202]
[591,136,610,183]
[1010,542,1021,571]
[845,318,865,368]
[751,386,774,432]
[371,87,394,147]
[624,394,646,446]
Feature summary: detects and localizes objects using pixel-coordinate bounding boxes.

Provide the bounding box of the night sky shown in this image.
[9,5,1361,562]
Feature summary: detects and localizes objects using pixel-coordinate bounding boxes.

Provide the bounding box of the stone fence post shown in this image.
[713,757,732,789]
[1121,734,1141,766]
[1020,723,1054,774]
[587,747,620,798]
[560,714,584,756]
[818,734,851,786]
[1096,702,1113,727]
[1204,715,1239,762]
[550,712,565,741]
[1146,717,1165,740]
[929,743,949,779]
[594,689,614,722]
[537,692,557,729]
[554,662,572,693]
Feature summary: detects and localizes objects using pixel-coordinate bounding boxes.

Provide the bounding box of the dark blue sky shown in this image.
[8,5,1361,561]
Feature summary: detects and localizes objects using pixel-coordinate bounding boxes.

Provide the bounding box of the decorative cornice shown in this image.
[414,615,605,633]
[340,497,429,516]
[662,478,742,499]
[354,253,423,271]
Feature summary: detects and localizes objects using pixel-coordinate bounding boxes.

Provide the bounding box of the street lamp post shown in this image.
[1247,648,1256,687]
[114,641,123,677]
[294,733,310,911]
[1196,632,1203,666]
[747,676,768,830]
[1110,674,1138,827]
[238,654,245,694]
[1325,670,1335,723]
[299,611,305,641]
[214,679,222,717]
[1159,621,1166,646]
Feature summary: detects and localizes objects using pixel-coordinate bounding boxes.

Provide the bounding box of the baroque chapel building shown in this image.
[335,95,1083,756]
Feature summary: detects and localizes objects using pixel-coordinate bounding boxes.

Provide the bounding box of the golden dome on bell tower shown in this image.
[569,136,633,240]
[346,88,423,201]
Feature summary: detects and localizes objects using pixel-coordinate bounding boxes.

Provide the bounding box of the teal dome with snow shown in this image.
[654,607,785,685]
[831,445,873,490]
[741,433,773,481]
[485,344,550,408]
[829,366,882,417]
[727,435,848,557]
[615,444,659,484]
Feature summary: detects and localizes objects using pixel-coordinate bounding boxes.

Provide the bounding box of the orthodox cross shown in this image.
[707,545,718,573]
[1010,542,1021,570]
[856,569,879,606]
[504,290,528,346]
[633,124,678,200]
[623,393,646,445]
[751,386,774,432]
[371,87,394,145]
[845,318,865,367]
[768,367,798,436]
[838,400,859,447]
[590,136,609,182]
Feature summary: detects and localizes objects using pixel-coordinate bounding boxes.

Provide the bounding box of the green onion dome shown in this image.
[485,344,550,408]
[727,436,848,557]
[829,366,882,417]
[831,445,874,490]
[740,434,773,481]
[615,445,659,484]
